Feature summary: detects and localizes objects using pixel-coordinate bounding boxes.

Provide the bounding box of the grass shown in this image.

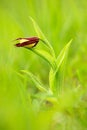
[0,0,87,130]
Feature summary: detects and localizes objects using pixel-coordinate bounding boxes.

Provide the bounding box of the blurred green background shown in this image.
[0,0,87,130]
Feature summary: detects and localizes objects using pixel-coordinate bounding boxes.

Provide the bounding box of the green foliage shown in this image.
[21,70,47,92]
[49,40,72,96]
[27,47,55,69]
[29,16,55,58]
[23,18,72,102]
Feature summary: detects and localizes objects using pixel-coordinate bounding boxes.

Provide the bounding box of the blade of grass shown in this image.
[56,39,72,73]
[25,47,56,70]
[29,16,56,58]
[21,70,47,93]
[49,39,72,96]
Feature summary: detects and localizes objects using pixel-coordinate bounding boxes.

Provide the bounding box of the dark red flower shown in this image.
[15,37,39,48]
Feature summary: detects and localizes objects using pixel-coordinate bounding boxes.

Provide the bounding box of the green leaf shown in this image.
[49,40,72,96]
[26,47,56,70]
[56,39,72,73]
[29,16,55,58]
[21,70,47,93]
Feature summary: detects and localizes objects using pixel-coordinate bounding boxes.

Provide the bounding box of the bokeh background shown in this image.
[0,0,87,130]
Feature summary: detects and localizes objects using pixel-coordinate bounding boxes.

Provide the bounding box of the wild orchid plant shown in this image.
[15,17,72,109]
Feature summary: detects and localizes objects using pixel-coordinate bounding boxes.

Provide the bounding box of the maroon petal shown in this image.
[14,36,39,48]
